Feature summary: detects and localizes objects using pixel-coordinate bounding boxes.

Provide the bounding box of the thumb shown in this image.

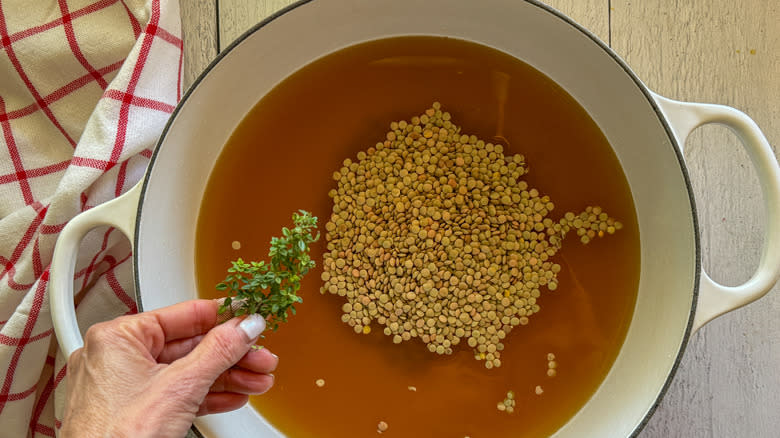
[179,314,266,381]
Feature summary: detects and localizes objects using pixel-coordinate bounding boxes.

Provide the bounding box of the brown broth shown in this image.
[196,36,640,438]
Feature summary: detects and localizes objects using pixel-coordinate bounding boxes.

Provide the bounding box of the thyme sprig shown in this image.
[216,210,319,331]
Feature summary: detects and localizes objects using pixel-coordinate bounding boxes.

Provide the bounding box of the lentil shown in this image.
[497,390,516,414]
[546,352,558,377]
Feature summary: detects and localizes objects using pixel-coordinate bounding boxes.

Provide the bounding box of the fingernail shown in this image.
[239,314,266,341]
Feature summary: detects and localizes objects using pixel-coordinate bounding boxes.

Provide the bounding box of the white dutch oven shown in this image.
[49,0,780,436]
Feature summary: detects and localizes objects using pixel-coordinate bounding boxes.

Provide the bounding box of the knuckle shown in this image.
[84,321,112,344]
[83,314,157,350]
[113,316,142,338]
[170,371,206,399]
[207,329,240,365]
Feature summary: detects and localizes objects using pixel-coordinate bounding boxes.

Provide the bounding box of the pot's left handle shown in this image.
[653,93,780,332]
[49,182,143,358]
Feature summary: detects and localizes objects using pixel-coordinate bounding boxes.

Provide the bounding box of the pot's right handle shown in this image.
[653,93,780,332]
[49,182,142,358]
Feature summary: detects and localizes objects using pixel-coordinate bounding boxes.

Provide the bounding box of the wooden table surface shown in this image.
[180,1,779,437]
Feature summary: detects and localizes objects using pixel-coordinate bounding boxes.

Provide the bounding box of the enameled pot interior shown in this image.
[135,0,698,436]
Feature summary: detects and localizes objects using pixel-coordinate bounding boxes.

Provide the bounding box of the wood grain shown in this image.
[611,1,779,437]
[542,0,609,44]
[217,0,297,47]
[180,1,778,437]
[180,0,218,90]
[214,0,608,51]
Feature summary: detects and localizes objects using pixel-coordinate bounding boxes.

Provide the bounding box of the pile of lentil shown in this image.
[321,103,622,368]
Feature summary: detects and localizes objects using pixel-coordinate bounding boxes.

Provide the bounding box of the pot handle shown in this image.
[49,182,142,358]
[653,93,780,332]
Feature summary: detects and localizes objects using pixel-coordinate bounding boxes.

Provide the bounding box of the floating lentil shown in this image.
[322,103,621,367]
[378,421,389,433]
[546,352,558,377]
[315,378,325,387]
[535,385,544,395]
[497,390,516,414]
[231,240,241,250]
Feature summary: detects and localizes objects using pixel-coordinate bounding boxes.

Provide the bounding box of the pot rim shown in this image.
[135,1,702,436]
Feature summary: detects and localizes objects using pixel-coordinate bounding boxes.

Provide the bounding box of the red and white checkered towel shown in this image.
[0,1,182,435]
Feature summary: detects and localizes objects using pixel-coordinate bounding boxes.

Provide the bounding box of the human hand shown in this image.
[59,299,277,438]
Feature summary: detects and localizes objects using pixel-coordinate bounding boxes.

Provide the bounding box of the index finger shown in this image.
[147,299,220,342]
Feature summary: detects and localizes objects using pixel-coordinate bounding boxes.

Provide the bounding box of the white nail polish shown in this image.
[239,314,266,341]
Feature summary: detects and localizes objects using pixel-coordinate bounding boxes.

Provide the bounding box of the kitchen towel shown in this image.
[0,0,182,435]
